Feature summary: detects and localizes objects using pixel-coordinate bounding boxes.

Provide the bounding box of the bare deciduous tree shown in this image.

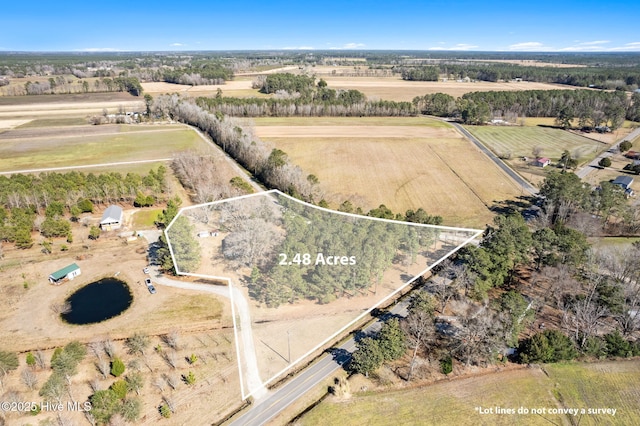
[20,368,38,390]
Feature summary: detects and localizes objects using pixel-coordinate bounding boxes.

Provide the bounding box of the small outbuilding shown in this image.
[533,157,551,167]
[49,263,81,285]
[100,205,123,231]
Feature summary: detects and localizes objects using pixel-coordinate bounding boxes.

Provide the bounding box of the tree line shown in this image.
[199,73,415,117]
[414,89,639,127]
[399,63,640,91]
[0,167,167,250]
[349,170,640,379]
[153,94,321,201]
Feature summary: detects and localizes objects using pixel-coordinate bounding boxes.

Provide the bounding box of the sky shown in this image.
[1,0,639,52]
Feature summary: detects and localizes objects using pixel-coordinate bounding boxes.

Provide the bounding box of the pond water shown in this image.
[61,278,133,325]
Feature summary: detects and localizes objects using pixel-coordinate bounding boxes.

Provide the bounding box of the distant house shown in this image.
[533,157,551,167]
[49,263,81,285]
[100,205,123,231]
[612,176,634,195]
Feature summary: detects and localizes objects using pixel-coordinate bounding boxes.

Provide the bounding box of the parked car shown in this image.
[147,284,157,294]
[143,267,150,274]
[145,278,152,286]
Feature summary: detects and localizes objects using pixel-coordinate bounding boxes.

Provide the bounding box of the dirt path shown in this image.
[140,230,267,400]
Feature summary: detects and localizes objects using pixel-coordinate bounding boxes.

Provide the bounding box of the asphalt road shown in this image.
[449,121,539,195]
[576,127,640,179]
[228,302,410,426]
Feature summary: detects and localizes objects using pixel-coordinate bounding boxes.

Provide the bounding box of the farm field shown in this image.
[297,361,640,426]
[464,125,606,187]
[254,117,521,228]
[142,74,577,102]
[141,79,270,99]
[321,77,578,102]
[0,124,208,173]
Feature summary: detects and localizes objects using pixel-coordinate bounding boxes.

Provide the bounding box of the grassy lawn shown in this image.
[131,208,163,228]
[143,293,224,323]
[543,361,640,425]
[299,368,561,426]
[300,361,640,426]
[464,125,603,163]
[0,126,208,172]
[589,237,640,248]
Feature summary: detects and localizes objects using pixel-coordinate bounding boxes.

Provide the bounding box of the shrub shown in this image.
[160,404,172,418]
[111,357,125,377]
[183,371,196,385]
[620,140,633,152]
[89,225,101,240]
[77,199,94,213]
[440,355,453,375]
[598,157,612,168]
[604,330,633,358]
[517,330,577,364]
[110,380,128,399]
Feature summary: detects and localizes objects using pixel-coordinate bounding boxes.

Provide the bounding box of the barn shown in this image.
[100,205,123,231]
[49,263,81,285]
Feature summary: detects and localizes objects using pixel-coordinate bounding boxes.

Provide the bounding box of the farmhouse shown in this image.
[100,205,123,231]
[612,175,634,190]
[532,157,551,167]
[49,263,81,285]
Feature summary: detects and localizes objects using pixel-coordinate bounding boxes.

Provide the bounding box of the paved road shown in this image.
[449,121,539,195]
[576,127,640,179]
[228,301,411,426]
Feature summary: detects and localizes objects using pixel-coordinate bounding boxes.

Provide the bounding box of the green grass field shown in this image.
[0,126,208,173]
[131,208,163,228]
[299,361,640,426]
[16,117,89,127]
[464,125,603,162]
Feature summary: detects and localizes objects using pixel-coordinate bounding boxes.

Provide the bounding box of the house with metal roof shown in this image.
[100,205,123,231]
[49,263,81,285]
[612,175,634,190]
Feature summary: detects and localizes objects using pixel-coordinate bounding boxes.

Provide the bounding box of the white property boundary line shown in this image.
[165,190,483,401]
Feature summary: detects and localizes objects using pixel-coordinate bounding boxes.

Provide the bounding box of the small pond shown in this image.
[61,278,133,325]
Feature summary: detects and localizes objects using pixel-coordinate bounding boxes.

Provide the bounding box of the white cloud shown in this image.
[281,46,315,50]
[610,42,640,51]
[342,42,365,49]
[170,43,185,47]
[327,42,366,50]
[508,42,546,51]
[558,40,611,51]
[76,47,122,52]
[428,43,478,51]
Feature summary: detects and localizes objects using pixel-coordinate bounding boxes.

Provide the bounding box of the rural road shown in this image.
[228,300,411,426]
[576,127,640,179]
[448,121,539,195]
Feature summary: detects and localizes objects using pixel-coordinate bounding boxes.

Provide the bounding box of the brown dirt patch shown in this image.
[322,77,579,101]
[255,125,454,139]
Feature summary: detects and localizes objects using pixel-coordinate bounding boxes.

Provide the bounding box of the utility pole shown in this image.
[287,330,291,364]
